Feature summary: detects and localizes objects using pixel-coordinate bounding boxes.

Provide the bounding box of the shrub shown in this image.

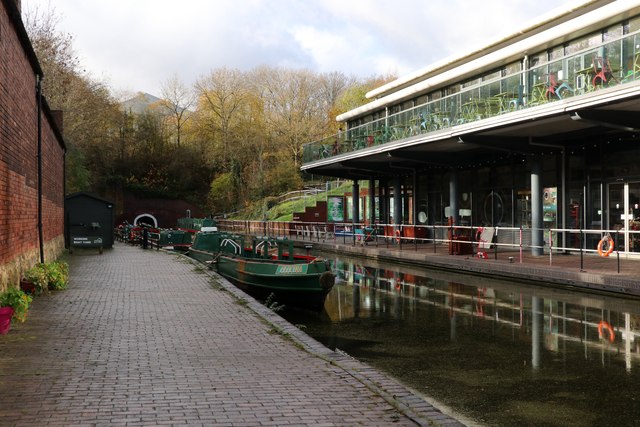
[23,264,49,295]
[46,261,69,291]
[0,287,32,322]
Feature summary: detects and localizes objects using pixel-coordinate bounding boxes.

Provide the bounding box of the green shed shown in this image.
[65,192,115,251]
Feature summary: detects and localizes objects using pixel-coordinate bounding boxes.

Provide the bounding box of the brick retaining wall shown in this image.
[0,0,65,288]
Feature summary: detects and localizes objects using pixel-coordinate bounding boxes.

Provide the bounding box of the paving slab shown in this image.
[0,243,464,427]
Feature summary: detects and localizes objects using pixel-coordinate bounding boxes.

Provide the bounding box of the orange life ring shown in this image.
[597,235,614,257]
[598,320,615,343]
[395,229,401,243]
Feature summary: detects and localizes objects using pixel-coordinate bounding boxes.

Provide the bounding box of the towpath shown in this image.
[0,243,464,426]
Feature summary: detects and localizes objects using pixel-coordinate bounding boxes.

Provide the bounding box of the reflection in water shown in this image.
[282,256,640,427]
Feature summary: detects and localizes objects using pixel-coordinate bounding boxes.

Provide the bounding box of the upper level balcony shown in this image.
[302,29,640,168]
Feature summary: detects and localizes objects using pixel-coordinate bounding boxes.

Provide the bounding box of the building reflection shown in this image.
[325,257,640,373]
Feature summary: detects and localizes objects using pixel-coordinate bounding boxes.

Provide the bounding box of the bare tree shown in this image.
[23,4,80,108]
[160,73,194,146]
[318,71,353,128]
[24,4,121,193]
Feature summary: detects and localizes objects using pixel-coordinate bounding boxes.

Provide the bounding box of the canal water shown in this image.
[280,255,640,427]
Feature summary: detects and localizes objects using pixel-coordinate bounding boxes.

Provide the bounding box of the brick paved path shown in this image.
[0,243,463,426]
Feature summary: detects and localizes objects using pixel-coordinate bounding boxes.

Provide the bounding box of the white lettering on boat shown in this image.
[276,264,307,274]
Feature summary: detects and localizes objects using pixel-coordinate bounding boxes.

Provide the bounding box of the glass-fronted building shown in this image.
[301,0,640,255]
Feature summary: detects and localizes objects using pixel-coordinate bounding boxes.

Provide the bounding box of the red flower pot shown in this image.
[0,306,14,335]
[20,279,37,295]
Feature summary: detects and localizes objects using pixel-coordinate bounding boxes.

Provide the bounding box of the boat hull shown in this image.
[216,255,334,311]
[188,239,335,311]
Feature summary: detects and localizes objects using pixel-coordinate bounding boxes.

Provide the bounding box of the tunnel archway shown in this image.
[133,213,158,228]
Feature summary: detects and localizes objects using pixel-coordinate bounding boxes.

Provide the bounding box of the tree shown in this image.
[195,68,248,171]
[25,5,396,217]
[23,4,79,108]
[24,5,122,195]
[160,73,195,147]
[208,172,235,214]
[257,67,327,168]
[333,73,398,116]
[318,71,353,130]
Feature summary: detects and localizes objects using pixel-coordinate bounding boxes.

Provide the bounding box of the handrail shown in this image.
[302,29,640,164]
[215,219,638,272]
[220,238,242,255]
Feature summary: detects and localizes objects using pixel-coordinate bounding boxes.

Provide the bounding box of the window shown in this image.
[482,69,501,81]
[462,77,481,88]
[603,23,623,42]
[564,31,603,56]
[549,46,564,61]
[505,61,521,75]
[626,15,640,34]
[416,94,429,105]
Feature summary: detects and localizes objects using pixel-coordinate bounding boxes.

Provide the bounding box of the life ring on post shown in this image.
[597,234,614,257]
[598,320,615,343]
[475,227,484,241]
[395,229,401,243]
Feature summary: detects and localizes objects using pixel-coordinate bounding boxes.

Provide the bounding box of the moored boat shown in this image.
[188,230,334,311]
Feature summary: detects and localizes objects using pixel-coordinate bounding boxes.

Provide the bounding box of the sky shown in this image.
[22,0,580,99]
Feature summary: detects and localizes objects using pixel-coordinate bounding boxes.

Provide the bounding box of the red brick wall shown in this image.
[0,1,65,288]
[41,109,65,242]
[292,201,328,222]
[115,192,207,228]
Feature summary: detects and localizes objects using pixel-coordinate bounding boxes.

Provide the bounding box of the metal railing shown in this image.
[303,29,640,164]
[215,219,639,273]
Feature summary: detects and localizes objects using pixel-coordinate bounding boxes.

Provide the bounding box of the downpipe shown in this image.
[37,75,44,263]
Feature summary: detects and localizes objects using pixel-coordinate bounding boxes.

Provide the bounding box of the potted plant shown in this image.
[45,261,69,291]
[21,263,48,296]
[0,305,13,335]
[0,287,32,334]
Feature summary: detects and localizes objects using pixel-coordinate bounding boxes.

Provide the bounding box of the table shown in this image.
[490,93,510,114]
[431,112,450,129]
[460,99,482,123]
[391,124,409,140]
[407,116,422,136]
[485,96,503,116]
[530,82,548,105]
[575,66,593,94]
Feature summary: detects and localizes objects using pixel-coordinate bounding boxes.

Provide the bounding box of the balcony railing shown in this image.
[303,30,640,164]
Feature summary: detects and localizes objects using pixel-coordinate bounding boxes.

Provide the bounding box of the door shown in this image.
[608,182,640,253]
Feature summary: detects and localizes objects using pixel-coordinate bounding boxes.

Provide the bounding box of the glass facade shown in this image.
[303,10,640,255]
[303,16,640,163]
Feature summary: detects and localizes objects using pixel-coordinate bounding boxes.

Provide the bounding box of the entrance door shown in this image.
[608,182,640,253]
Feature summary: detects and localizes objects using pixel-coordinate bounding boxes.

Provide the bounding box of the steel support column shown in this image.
[531,159,543,256]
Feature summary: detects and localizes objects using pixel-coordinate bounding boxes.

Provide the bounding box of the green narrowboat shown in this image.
[189,231,334,311]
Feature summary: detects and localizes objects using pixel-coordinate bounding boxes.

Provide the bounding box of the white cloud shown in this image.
[23,0,576,96]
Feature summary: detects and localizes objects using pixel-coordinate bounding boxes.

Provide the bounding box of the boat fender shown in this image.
[319,271,335,290]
